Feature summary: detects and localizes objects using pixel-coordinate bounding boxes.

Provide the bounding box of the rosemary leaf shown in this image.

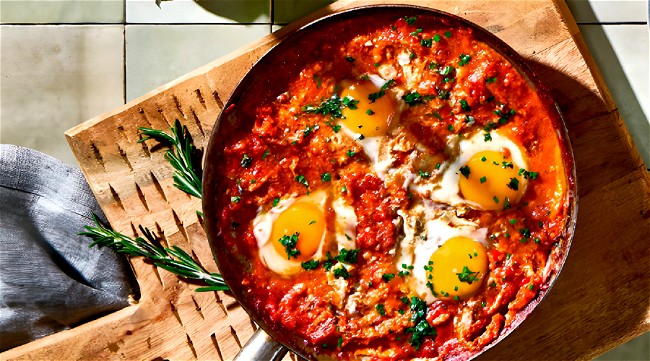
[80,213,228,292]
[138,119,203,199]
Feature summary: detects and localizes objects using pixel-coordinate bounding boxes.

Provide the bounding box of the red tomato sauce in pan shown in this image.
[211,13,572,361]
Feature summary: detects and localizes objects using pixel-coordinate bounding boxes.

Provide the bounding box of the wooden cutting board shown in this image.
[3,1,648,360]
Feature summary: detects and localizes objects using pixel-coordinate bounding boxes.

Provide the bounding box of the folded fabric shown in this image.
[0,144,134,351]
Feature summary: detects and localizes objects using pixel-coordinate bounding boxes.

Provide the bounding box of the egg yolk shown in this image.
[271,201,326,261]
[428,236,488,299]
[459,150,526,210]
[340,80,396,137]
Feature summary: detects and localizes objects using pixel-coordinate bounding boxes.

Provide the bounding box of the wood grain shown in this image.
[2,1,648,360]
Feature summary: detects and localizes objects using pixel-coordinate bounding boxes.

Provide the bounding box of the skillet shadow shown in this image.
[475,57,650,360]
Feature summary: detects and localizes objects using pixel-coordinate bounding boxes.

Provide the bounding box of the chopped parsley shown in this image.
[459,165,471,179]
[295,174,309,188]
[231,196,241,203]
[272,197,280,207]
[507,177,520,191]
[438,65,453,76]
[333,266,350,279]
[493,196,499,204]
[375,304,386,316]
[433,34,441,42]
[403,91,423,105]
[486,77,497,83]
[262,149,270,159]
[459,99,471,112]
[366,109,375,115]
[335,248,359,264]
[368,79,395,102]
[420,38,433,47]
[458,54,471,66]
[405,297,437,349]
[444,31,452,38]
[480,176,487,184]
[337,336,343,349]
[484,132,493,142]
[321,172,331,182]
[447,124,454,132]
[345,55,355,62]
[303,95,358,119]
[303,124,318,136]
[241,154,252,168]
[519,168,539,180]
[465,115,475,125]
[382,273,395,282]
[457,266,480,284]
[404,16,417,25]
[503,197,511,210]
[437,89,451,99]
[418,171,431,178]
[279,232,301,259]
[301,260,320,270]
[519,228,531,241]
[323,252,335,271]
[346,149,357,157]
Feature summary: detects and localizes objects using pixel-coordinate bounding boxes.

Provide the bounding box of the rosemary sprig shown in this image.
[138,119,203,199]
[80,213,228,292]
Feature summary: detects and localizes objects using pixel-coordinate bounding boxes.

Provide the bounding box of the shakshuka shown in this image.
[210,10,574,361]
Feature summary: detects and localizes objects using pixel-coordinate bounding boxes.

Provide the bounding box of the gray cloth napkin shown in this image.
[0,144,134,351]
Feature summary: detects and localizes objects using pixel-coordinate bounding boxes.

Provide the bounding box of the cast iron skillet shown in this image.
[203,5,578,360]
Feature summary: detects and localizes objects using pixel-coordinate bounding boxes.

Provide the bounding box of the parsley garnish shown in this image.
[366,109,375,115]
[333,266,350,279]
[262,149,270,159]
[459,99,471,112]
[493,196,499,204]
[382,273,395,282]
[303,95,357,119]
[420,38,433,47]
[375,304,386,316]
[504,197,511,210]
[301,260,319,270]
[321,172,331,182]
[279,232,301,259]
[459,165,471,179]
[457,266,480,284]
[323,252,335,271]
[433,34,441,42]
[480,176,487,184]
[484,132,492,142]
[241,154,252,168]
[519,168,539,180]
[404,16,417,25]
[438,65,453,76]
[418,171,431,178]
[335,248,359,264]
[507,177,519,191]
[403,92,423,105]
[337,336,343,348]
[346,149,357,157]
[345,56,355,62]
[295,174,309,188]
[405,297,437,349]
[231,196,241,203]
[486,77,497,83]
[368,79,395,102]
[458,54,471,66]
[272,197,280,207]
[444,31,452,38]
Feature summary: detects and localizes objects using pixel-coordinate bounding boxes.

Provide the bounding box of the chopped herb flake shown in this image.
[279,232,301,259]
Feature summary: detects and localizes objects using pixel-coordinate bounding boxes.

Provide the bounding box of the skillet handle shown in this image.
[234,328,289,361]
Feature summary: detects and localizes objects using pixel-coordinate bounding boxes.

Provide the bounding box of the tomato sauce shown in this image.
[211,11,572,361]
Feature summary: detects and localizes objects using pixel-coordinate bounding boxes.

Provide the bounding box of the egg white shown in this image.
[253,189,358,276]
[410,130,529,208]
[339,74,406,180]
[396,205,488,304]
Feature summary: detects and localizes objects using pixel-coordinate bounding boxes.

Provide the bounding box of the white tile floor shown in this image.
[0,0,648,358]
